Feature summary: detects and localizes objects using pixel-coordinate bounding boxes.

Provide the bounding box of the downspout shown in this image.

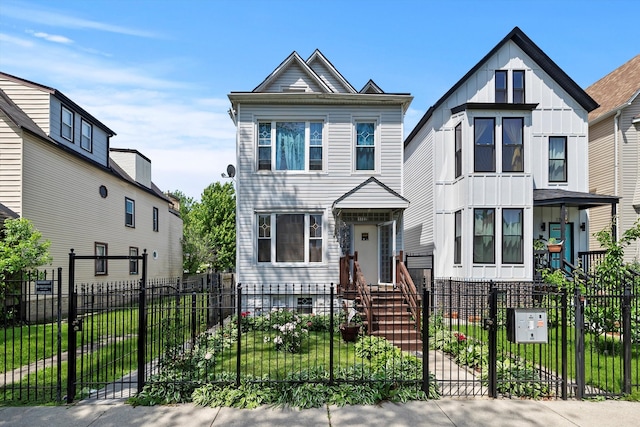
[614,110,621,241]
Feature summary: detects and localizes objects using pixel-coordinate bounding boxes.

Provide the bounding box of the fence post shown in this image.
[191,292,197,349]
[622,282,632,395]
[56,267,63,402]
[561,289,568,400]
[329,284,335,386]
[487,281,498,398]
[574,287,585,399]
[137,250,148,393]
[423,286,430,395]
[236,284,242,387]
[66,250,77,403]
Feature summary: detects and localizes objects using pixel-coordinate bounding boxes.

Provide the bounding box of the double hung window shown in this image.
[473,208,495,264]
[61,106,73,141]
[474,118,495,172]
[81,120,92,152]
[152,207,159,232]
[95,242,107,275]
[125,197,135,227]
[502,118,524,172]
[513,70,525,103]
[258,121,323,171]
[502,209,523,263]
[355,122,376,171]
[495,70,507,103]
[454,123,462,178]
[257,213,323,263]
[549,136,567,182]
[129,247,139,275]
[454,210,462,264]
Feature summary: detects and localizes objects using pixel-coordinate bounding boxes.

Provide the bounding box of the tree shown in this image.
[173,183,236,274]
[193,182,236,272]
[0,218,52,289]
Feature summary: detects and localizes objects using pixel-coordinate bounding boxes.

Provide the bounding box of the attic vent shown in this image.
[281,86,307,93]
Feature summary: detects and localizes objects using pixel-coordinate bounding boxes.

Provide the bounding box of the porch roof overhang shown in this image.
[533,188,620,209]
[332,177,410,210]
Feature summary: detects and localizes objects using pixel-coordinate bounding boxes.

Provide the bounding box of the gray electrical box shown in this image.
[506,308,548,344]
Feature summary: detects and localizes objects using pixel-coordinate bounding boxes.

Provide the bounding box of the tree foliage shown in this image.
[173,182,235,274]
[0,218,52,287]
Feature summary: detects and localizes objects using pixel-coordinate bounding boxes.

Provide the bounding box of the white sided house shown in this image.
[403,27,618,281]
[228,50,412,314]
[0,72,183,288]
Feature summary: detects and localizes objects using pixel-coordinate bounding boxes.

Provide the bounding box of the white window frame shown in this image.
[256,120,325,172]
[95,242,107,275]
[129,246,139,275]
[353,119,379,173]
[81,119,92,152]
[61,106,73,141]
[256,212,324,265]
[125,197,135,228]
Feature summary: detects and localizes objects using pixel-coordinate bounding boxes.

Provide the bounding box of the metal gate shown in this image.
[425,279,569,399]
[66,249,147,403]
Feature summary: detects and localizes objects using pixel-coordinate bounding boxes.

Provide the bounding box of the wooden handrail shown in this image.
[395,253,421,333]
[353,260,372,332]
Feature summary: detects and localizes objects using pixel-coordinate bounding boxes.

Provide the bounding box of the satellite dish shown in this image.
[226,164,236,178]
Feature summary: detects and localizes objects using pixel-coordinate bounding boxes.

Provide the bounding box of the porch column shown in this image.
[560,203,566,266]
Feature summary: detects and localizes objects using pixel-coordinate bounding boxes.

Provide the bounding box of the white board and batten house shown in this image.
[0,71,183,291]
[403,27,618,282]
[228,50,412,314]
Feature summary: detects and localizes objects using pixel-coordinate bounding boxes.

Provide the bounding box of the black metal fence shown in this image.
[2,269,638,404]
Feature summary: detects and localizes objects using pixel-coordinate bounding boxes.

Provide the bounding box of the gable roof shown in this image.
[360,79,384,94]
[306,49,357,94]
[333,177,409,210]
[252,51,333,93]
[586,55,640,123]
[405,26,599,147]
[0,71,116,136]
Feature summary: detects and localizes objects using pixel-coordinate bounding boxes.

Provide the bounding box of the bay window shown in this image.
[474,118,495,172]
[502,209,523,263]
[502,118,523,172]
[549,136,567,182]
[455,123,462,178]
[454,210,462,264]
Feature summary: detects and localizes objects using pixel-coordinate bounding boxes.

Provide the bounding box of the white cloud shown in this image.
[0,32,33,47]
[2,2,161,38]
[30,31,73,44]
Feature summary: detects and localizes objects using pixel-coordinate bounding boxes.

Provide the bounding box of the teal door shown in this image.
[549,223,573,268]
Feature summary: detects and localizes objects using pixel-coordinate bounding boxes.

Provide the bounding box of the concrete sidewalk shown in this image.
[1,398,638,427]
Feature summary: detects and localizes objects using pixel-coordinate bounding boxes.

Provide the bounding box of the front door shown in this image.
[549,222,573,268]
[354,224,378,285]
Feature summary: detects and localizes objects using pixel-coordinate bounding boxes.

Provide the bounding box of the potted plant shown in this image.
[339,300,362,342]
[546,237,563,253]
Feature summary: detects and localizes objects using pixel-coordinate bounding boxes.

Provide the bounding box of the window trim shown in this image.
[549,136,568,183]
[354,120,378,172]
[257,212,324,264]
[454,210,462,264]
[129,246,139,275]
[454,122,462,178]
[256,120,325,172]
[152,207,159,232]
[125,197,135,228]
[502,208,524,264]
[95,242,108,275]
[502,117,524,173]
[512,70,525,104]
[474,118,496,172]
[61,106,74,142]
[495,70,508,103]
[473,208,495,264]
[80,119,92,152]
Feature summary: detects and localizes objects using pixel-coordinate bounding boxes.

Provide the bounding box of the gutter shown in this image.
[614,109,621,241]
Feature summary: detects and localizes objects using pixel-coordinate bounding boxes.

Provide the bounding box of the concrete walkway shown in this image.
[1,398,638,427]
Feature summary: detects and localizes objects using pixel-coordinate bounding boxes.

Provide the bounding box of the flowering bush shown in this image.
[263,309,309,353]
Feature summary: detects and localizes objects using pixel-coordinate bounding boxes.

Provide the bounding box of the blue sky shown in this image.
[1,0,638,200]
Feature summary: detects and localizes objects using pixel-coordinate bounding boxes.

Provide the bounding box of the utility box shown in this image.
[506,308,548,344]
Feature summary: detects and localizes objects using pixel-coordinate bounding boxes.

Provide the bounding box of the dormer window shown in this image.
[61,106,73,141]
[81,119,92,152]
[495,70,507,103]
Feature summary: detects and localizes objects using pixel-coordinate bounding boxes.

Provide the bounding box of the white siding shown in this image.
[262,63,325,93]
